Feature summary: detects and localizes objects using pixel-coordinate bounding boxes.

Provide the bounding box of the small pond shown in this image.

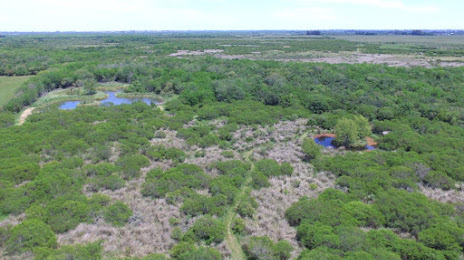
[59,101,81,110]
[314,137,336,149]
[314,137,376,150]
[59,91,160,110]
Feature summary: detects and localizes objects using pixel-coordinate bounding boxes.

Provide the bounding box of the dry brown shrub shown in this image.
[245,162,335,258]
[419,185,464,204]
[0,214,25,229]
[150,130,188,150]
[62,169,181,258]
[0,251,34,260]
[233,119,308,153]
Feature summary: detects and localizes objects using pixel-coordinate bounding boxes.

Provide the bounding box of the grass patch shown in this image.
[0,213,8,222]
[115,92,167,103]
[0,76,31,107]
[32,88,108,108]
[96,82,130,91]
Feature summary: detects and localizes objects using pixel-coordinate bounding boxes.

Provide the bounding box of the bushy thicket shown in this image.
[171,242,222,260]
[252,159,293,189]
[6,54,464,130]
[286,187,462,258]
[2,34,464,259]
[243,236,293,260]
[183,215,225,245]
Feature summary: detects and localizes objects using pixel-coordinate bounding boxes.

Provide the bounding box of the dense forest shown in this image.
[1,33,464,259]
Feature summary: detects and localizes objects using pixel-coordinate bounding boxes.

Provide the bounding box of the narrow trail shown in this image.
[18,107,35,126]
[225,150,255,260]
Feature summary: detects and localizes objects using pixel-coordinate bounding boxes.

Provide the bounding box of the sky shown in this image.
[0,0,462,31]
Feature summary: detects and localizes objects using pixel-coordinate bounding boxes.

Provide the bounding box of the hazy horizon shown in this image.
[2,0,463,32]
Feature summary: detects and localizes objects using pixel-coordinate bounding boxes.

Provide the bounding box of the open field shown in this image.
[335,35,464,45]
[0,76,30,107]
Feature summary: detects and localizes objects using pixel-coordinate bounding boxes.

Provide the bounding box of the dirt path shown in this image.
[18,107,35,126]
[225,150,255,260]
[225,189,248,260]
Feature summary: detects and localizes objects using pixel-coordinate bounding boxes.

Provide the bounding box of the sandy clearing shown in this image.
[365,137,378,147]
[169,49,224,57]
[313,133,336,139]
[211,52,464,68]
[18,107,35,126]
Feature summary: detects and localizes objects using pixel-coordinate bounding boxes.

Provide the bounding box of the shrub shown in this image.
[87,175,125,191]
[177,246,222,260]
[243,236,293,260]
[252,171,270,189]
[333,119,360,148]
[332,116,370,149]
[46,198,90,233]
[221,151,234,158]
[296,222,339,250]
[231,217,246,235]
[214,160,250,175]
[171,242,222,260]
[275,240,293,260]
[25,204,48,222]
[5,219,57,254]
[142,254,169,260]
[237,195,258,218]
[297,247,342,260]
[0,224,12,247]
[374,189,453,235]
[344,201,384,228]
[280,162,294,176]
[424,171,455,190]
[147,145,186,164]
[88,193,111,219]
[255,159,282,177]
[116,154,150,179]
[103,201,132,227]
[170,242,196,259]
[172,227,183,241]
[184,215,225,244]
[84,163,120,177]
[34,241,102,260]
[142,164,211,199]
[154,131,166,139]
[302,138,322,161]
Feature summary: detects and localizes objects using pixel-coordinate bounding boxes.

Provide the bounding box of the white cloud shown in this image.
[295,0,438,13]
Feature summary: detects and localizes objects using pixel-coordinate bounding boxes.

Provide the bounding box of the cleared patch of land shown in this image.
[0,76,31,107]
[18,107,35,126]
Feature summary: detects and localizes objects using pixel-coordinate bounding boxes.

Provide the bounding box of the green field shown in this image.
[0,76,30,107]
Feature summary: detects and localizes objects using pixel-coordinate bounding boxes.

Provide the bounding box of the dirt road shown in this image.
[18,107,35,126]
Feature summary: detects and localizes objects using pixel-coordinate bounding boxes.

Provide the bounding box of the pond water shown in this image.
[59,91,160,110]
[314,137,336,149]
[59,101,81,110]
[314,137,377,150]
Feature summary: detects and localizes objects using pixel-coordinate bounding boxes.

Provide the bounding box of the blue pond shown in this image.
[314,137,376,150]
[59,91,159,110]
[59,101,81,110]
[314,137,336,149]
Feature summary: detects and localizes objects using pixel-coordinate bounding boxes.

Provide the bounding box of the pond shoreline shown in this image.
[59,90,162,110]
[313,133,378,151]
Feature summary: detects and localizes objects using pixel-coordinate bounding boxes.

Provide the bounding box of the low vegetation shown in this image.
[1,33,464,259]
